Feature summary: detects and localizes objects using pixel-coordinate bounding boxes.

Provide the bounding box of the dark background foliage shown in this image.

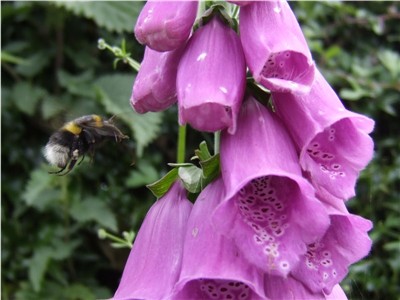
[1,2,399,299]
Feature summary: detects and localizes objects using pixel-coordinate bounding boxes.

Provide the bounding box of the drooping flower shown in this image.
[131,46,184,113]
[291,205,373,294]
[176,15,246,134]
[212,96,330,277]
[264,275,348,300]
[272,69,374,201]
[134,0,198,52]
[239,0,315,93]
[113,182,192,300]
[172,178,266,299]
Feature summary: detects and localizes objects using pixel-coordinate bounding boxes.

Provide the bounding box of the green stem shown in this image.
[177,124,187,164]
[214,131,221,155]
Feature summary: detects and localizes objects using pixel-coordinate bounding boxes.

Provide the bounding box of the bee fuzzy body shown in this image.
[44,115,128,175]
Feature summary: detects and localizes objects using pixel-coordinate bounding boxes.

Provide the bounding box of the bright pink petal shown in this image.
[172,179,266,299]
[265,275,325,300]
[177,16,246,134]
[324,284,348,300]
[273,69,374,201]
[113,182,192,300]
[213,96,330,276]
[291,212,372,294]
[131,46,184,113]
[134,1,198,52]
[240,0,315,93]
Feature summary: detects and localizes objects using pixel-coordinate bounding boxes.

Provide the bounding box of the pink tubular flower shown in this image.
[272,69,374,201]
[176,15,246,134]
[172,178,266,299]
[291,207,372,294]
[131,46,184,113]
[212,96,330,276]
[264,275,348,300]
[239,0,315,93]
[134,1,198,52]
[113,182,192,300]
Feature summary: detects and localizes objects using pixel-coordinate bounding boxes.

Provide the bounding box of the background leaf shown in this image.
[54,2,143,33]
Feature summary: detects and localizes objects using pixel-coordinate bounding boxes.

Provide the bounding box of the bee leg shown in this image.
[48,165,67,174]
[77,154,85,166]
[57,158,78,176]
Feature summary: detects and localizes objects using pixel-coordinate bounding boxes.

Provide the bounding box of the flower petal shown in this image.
[273,69,374,201]
[172,178,266,299]
[177,16,246,133]
[265,275,326,300]
[131,46,184,113]
[113,182,192,300]
[134,1,198,52]
[239,0,315,93]
[213,96,330,276]
[291,212,372,294]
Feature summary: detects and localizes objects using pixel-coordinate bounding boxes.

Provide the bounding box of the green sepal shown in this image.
[178,165,203,194]
[195,141,212,161]
[200,153,220,184]
[146,168,179,198]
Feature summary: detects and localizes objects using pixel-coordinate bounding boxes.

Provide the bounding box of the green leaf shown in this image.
[147,168,179,198]
[41,95,66,120]
[125,160,159,188]
[58,70,95,98]
[54,2,143,33]
[15,50,53,77]
[178,165,203,193]
[70,197,117,231]
[378,50,400,79]
[22,167,60,210]
[95,74,163,156]
[0,51,27,64]
[339,88,369,101]
[11,81,47,115]
[29,247,51,292]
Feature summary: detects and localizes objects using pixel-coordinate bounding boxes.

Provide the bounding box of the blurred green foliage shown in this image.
[1,1,399,299]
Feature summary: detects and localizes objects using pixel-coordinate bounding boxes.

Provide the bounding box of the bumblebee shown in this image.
[44,115,128,175]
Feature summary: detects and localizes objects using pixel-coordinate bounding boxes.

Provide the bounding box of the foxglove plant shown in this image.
[176,15,246,133]
[213,96,330,276]
[113,182,192,299]
[131,46,184,113]
[272,69,375,201]
[110,1,375,299]
[134,0,198,52]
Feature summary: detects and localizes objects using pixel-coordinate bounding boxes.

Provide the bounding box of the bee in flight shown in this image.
[44,114,128,175]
